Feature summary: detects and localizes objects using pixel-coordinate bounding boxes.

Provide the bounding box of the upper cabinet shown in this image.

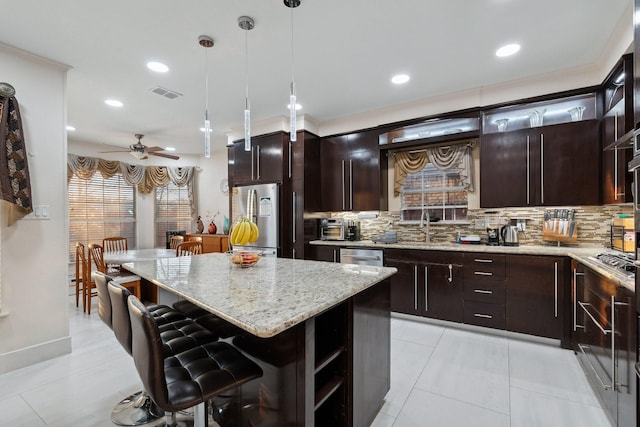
[228,132,286,186]
[320,129,386,212]
[601,54,634,205]
[480,93,600,208]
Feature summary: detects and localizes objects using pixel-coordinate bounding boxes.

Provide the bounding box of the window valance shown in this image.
[67,154,195,195]
[392,139,475,196]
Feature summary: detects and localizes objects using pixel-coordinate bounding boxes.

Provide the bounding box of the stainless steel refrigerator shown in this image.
[232,183,279,256]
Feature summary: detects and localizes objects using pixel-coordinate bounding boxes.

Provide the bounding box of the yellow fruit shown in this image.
[240,221,251,245]
[248,221,259,243]
[230,222,241,245]
[236,221,248,245]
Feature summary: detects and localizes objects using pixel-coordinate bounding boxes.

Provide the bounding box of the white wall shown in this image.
[0,43,71,373]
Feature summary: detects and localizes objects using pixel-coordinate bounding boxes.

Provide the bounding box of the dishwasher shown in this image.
[339,248,384,266]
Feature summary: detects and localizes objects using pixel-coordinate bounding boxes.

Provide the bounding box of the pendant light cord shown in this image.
[204,47,209,121]
[245,28,250,108]
[290,4,295,84]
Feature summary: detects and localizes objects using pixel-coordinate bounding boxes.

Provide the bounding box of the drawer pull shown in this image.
[474,313,493,319]
[474,289,493,294]
[578,301,611,335]
[474,271,493,276]
[474,259,493,263]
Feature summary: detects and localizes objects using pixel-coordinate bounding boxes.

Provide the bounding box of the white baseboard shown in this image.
[0,335,72,374]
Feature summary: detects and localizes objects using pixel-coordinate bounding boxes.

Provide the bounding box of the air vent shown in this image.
[149,86,183,100]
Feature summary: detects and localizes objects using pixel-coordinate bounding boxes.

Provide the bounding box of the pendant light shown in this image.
[238,16,255,152]
[198,35,214,158]
[284,0,300,142]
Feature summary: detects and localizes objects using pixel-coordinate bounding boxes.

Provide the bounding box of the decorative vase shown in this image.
[208,222,217,234]
[223,216,230,235]
[196,216,204,233]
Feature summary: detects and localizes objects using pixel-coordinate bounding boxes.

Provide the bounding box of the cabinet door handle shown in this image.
[577,344,614,390]
[614,113,618,200]
[554,261,558,318]
[540,134,544,204]
[292,191,297,244]
[474,289,493,294]
[424,266,428,312]
[288,141,292,178]
[292,248,296,259]
[474,271,493,276]
[526,135,530,205]
[333,249,337,263]
[448,264,453,283]
[573,268,585,331]
[474,313,493,319]
[474,258,493,263]
[341,160,346,211]
[611,295,616,391]
[256,145,261,180]
[414,265,418,311]
[349,159,353,210]
[251,146,255,180]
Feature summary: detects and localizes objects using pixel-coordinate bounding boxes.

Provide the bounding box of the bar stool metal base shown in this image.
[111,390,163,426]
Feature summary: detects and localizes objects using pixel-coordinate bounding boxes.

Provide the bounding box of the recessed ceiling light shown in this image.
[66,125,76,131]
[391,74,410,84]
[200,127,213,133]
[147,61,169,73]
[287,103,302,111]
[105,99,123,107]
[496,43,520,57]
[164,147,176,151]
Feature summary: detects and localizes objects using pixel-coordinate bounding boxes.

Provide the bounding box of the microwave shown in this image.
[320,218,346,241]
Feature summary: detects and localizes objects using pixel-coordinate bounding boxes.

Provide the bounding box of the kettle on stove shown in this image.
[501,225,519,246]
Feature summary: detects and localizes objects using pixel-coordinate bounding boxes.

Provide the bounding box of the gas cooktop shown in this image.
[588,252,636,278]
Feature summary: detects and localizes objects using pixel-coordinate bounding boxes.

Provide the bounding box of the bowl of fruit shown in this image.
[229,249,262,268]
[228,217,261,267]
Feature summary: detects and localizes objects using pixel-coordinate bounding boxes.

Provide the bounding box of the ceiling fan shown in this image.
[100,134,180,160]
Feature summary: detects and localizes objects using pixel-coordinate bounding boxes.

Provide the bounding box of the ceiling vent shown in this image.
[149,86,183,100]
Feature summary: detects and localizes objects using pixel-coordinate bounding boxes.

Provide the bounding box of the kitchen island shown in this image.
[122,253,397,427]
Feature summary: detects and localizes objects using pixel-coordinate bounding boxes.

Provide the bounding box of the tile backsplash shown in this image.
[332,205,634,248]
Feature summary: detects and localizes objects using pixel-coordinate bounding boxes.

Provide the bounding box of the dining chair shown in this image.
[187,235,203,242]
[74,242,85,308]
[169,235,184,249]
[76,243,97,313]
[88,243,142,302]
[175,241,204,257]
[103,236,128,252]
[103,237,128,273]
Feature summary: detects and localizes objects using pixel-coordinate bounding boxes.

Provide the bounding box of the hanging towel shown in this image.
[0,95,33,225]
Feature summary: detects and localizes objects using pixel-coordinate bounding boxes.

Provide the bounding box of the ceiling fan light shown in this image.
[130,150,146,160]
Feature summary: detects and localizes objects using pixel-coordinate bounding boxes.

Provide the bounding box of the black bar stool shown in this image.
[128,295,263,427]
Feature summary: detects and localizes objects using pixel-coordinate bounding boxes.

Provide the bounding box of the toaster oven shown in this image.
[320,218,346,241]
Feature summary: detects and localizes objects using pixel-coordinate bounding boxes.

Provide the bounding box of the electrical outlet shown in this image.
[516,219,526,231]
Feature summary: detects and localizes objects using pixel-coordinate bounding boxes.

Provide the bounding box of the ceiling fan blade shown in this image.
[145,146,165,152]
[99,150,131,153]
[149,152,180,160]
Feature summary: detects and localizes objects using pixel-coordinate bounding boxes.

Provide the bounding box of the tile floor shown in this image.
[0,297,613,427]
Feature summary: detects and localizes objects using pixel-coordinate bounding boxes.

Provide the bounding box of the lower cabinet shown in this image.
[463,253,506,329]
[571,261,637,427]
[185,234,229,253]
[310,245,341,263]
[506,255,567,343]
[385,249,463,323]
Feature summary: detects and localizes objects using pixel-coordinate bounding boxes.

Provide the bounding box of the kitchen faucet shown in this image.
[421,211,431,243]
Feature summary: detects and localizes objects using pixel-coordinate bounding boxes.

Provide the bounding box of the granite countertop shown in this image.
[122,253,397,338]
[310,240,635,291]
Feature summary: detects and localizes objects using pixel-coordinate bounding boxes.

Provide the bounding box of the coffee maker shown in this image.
[485,212,501,246]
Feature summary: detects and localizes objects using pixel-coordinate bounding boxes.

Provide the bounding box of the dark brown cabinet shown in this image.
[463,253,506,330]
[505,255,567,342]
[320,130,385,212]
[480,120,600,207]
[228,132,286,186]
[310,245,340,263]
[281,131,321,260]
[601,54,634,205]
[571,261,637,427]
[385,250,463,322]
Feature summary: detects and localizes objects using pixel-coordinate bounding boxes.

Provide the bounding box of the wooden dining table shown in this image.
[104,248,176,302]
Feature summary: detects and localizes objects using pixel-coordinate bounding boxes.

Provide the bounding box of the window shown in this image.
[400,163,467,222]
[155,182,192,248]
[68,173,136,261]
